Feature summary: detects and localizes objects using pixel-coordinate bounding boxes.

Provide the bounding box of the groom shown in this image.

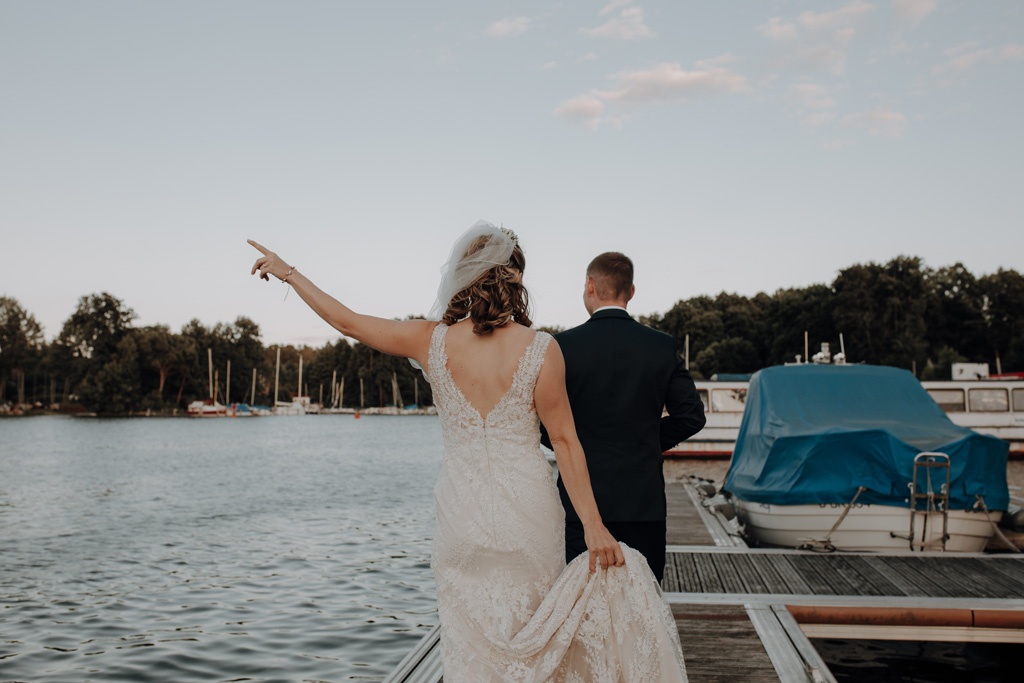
[542,252,706,582]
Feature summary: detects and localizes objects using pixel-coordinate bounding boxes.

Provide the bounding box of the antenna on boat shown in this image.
[835,333,847,364]
[804,331,809,365]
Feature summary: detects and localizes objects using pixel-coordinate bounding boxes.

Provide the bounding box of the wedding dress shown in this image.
[427,324,688,682]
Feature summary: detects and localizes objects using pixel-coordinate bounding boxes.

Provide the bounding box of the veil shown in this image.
[411,220,517,379]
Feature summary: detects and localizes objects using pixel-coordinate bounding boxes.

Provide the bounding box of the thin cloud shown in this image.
[797,1,875,33]
[1003,43,1024,60]
[842,108,906,137]
[757,17,798,42]
[935,41,1024,75]
[756,2,875,75]
[581,7,653,40]
[554,59,747,129]
[600,0,634,16]
[485,16,531,38]
[554,95,606,130]
[892,0,936,26]
[597,61,748,103]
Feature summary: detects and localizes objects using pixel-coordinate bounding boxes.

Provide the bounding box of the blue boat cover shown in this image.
[724,365,1009,510]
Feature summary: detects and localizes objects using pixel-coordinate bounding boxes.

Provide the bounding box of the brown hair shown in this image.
[587,251,634,300]
[442,237,532,335]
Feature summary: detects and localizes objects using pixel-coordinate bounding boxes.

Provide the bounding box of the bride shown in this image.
[249,221,687,681]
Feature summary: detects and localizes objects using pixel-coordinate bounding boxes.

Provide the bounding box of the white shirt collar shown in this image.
[593,305,628,314]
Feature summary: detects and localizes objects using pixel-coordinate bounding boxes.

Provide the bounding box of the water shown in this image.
[0,415,443,682]
[3,418,1022,682]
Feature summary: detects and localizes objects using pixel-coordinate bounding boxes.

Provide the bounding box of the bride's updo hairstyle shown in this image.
[423,221,532,336]
[442,232,532,335]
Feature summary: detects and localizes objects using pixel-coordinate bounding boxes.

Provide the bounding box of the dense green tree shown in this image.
[54,293,136,412]
[694,337,761,379]
[763,285,838,365]
[979,268,1024,372]
[642,295,726,377]
[0,296,45,406]
[831,257,929,371]
[134,325,197,409]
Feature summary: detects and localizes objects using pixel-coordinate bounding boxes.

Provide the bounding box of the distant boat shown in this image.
[189,348,228,417]
[187,398,228,417]
[723,364,1008,553]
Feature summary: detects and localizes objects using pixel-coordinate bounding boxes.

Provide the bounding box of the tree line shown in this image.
[2,256,1023,414]
[640,257,1024,380]
[0,293,430,415]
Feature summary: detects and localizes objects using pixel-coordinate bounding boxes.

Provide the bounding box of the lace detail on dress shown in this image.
[427,323,687,682]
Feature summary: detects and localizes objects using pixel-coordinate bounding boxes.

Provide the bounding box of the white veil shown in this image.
[411,219,517,379]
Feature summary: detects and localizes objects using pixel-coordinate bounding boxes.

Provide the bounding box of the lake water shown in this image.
[1,415,443,682]
[2,417,1021,682]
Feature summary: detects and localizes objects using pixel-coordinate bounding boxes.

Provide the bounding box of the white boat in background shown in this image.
[187,398,228,417]
[270,349,320,416]
[722,364,1009,553]
[665,367,1024,457]
[188,349,230,417]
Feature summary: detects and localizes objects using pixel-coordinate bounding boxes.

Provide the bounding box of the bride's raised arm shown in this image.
[248,239,435,365]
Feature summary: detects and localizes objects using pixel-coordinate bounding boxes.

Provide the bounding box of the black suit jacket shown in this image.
[542,309,706,522]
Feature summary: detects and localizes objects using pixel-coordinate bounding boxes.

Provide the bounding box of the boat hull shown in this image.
[733,498,1002,552]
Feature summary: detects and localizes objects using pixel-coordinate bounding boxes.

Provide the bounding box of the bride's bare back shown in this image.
[442,321,539,420]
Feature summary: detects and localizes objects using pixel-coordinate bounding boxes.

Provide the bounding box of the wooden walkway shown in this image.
[385,481,1024,683]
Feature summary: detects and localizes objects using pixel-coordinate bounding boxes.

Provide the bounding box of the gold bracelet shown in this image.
[281,266,296,283]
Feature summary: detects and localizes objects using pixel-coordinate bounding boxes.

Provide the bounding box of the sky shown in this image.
[2,0,1022,347]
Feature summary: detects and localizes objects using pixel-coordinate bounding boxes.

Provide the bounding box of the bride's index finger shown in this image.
[247,239,271,256]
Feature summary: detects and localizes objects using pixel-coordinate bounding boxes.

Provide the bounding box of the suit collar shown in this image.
[589,308,632,321]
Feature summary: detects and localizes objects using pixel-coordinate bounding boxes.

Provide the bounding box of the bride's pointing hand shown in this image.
[584,524,626,573]
[248,239,293,282]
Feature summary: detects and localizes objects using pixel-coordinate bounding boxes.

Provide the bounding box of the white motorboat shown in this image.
[722,364,1009,553]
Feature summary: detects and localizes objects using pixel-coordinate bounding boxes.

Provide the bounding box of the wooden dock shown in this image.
[385,481,1024,683]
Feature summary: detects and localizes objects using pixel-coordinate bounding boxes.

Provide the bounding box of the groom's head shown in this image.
[584,252,635,315]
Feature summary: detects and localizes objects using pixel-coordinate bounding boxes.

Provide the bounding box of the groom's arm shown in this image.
[660,360,706,452]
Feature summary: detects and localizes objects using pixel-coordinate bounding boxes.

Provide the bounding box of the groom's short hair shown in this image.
[587,252,633,300]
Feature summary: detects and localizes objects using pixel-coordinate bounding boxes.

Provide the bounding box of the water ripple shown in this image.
[1,415,442,681]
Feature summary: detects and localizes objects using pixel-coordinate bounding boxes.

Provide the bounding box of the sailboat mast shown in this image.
[298,355,303,398]
[207,348,214,401]
[226,360,231,405]
[250,367,257,405]
[274,347,281,407]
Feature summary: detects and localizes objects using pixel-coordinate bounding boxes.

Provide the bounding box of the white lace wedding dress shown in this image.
[427,324,688,682]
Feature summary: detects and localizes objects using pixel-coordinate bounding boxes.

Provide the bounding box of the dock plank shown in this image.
[673,604,779,683]
[827,555,894,596]
[676,551,704,593]
[728,553,774,593]
[692,551,727,593]
[983,556,1024,585]
[666,482,718,546]
[789,555,842,595]
[834,555,905,596]
[763,554,814,594]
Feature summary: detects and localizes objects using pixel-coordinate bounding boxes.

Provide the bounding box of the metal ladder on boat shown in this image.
[899,452,951,551]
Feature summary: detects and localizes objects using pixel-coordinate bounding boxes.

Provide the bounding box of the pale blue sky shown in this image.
[3,0,1022,346]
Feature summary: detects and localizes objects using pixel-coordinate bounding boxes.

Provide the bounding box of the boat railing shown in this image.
[901,452,952,552]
